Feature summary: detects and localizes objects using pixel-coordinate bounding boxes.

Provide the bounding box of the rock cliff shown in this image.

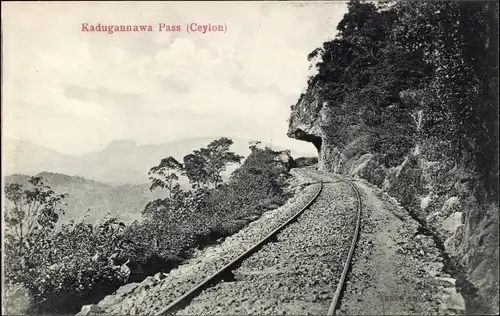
[289,80,498,316]
[288,1,498,313]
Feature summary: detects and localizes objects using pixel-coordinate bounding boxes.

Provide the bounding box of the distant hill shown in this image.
[3,137,315,186]
[3,140,75,176]
[4,172,165,224]
[3,138,316,224]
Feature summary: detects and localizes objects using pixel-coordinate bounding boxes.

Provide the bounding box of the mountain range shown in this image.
[3,137,314,185]
[3,137,315,224]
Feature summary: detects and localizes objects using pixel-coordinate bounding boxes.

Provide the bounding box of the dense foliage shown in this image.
[298,1,498,313]
[307,0,498,198]
[3,138,292,314]
[181,137,243,189]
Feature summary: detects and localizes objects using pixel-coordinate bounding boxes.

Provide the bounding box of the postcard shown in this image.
[2,1,498,315]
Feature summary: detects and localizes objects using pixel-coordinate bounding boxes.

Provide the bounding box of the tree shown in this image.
[204,137,243,188]
[183,137,243,188]
[4,176,66,249]
[183,153,208,189]
[4,176,68,306]
[148,156,183,197]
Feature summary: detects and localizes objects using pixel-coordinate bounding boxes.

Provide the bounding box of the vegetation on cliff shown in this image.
[4,138,293,314]
[306,0,497,184]
[293,0,498,313]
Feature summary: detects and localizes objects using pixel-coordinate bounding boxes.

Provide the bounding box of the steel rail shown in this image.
[155,180,323,316]
[327,173,363,316]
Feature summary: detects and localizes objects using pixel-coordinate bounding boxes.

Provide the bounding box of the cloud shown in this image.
[2,1,346,155]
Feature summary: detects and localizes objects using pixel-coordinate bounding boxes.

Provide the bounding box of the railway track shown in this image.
[156,168,363,316]
[326,172,363,315]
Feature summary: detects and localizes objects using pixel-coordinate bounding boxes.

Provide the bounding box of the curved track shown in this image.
[156,168,363,316]
[326,173,363,315]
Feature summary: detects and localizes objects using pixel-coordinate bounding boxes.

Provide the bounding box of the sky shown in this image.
[2,1,347,156]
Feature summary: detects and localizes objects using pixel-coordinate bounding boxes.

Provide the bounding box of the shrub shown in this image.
[5,214,130,313]
[4,142,294,314]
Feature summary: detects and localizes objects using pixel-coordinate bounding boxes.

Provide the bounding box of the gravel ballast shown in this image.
[179,170,358,315]
[79,169,322,315]
[78,168,462,315]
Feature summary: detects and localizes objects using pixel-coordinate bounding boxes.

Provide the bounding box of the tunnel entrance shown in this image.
[291,129,322,154]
